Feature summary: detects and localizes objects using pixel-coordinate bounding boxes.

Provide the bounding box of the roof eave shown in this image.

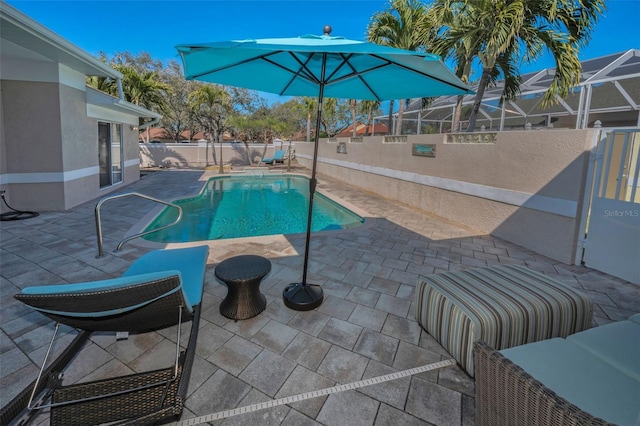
[86,87,162,120]
[0,2,121,78]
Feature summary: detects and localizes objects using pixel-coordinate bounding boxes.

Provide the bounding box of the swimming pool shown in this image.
[142,175,364,242]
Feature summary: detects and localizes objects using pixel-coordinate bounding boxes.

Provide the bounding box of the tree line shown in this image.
[88,0,604,161]
[88,51,384,166]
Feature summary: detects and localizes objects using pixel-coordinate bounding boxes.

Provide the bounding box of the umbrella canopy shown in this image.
[176,33,470,101]
[176,27,471,311]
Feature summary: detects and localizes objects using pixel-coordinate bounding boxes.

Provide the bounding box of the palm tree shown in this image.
[301,97,316,141]
[88,65,170,142]
[112,65,169,110]
[427,0,605,132]
[86,75,115,94]
[189,84,231,167]
[423,6,475,132]
[367,0,429,135]
[361,100,382,136]
[350,99,358,137]
[125,67,170,143]
[387,100,395,135]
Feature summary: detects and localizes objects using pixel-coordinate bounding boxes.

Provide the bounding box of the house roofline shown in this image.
[1,1,121,78]
[86,87,162,121]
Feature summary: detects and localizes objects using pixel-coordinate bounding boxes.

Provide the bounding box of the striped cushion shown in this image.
[414,265,593,376]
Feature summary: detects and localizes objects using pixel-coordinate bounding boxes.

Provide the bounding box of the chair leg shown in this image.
[48,307,192,425]
[0,326,90,425]
[172,305,183,378]
[27,323,62,410]
[29,307,185,412]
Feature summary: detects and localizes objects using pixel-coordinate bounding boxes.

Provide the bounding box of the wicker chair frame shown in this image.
[474,341,614,426]
[3,273,203,425]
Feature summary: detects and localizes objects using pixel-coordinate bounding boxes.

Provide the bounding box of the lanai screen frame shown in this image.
[382,49,640,132]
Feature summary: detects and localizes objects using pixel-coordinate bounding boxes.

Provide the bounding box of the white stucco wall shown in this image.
[293,130,596,264]
[139,143,272,169]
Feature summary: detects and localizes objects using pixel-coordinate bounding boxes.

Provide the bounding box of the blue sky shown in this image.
[6,0,639,103]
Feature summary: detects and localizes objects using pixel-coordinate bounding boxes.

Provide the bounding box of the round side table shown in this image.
[215,255,271,320]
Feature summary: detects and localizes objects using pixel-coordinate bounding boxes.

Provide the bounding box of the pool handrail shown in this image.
[94,192,183,258]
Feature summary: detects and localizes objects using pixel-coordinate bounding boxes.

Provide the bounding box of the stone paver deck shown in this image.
[1,168,639,425]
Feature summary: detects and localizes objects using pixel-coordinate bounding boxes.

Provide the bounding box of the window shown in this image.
[98,122,123,188]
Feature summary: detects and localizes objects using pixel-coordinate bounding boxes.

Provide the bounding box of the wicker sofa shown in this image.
[474,314,640,426]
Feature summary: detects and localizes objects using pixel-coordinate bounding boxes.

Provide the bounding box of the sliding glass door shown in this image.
[98,122,123,188]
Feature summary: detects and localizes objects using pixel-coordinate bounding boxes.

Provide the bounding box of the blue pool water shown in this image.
[142,175,364,242]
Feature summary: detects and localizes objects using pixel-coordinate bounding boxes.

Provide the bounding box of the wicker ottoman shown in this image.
[414,264,593,376]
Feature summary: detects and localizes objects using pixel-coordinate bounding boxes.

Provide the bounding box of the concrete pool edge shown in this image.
[123,171,378,254]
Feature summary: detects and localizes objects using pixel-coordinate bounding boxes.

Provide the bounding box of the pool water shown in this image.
[142,175,364,242]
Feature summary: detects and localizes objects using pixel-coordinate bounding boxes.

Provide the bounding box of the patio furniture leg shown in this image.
[36,306,184,411]
[0,329,90,425]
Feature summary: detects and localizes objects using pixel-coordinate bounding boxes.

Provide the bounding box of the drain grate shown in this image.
[172,359,455,425]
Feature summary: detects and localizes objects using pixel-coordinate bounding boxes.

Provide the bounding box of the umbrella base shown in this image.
[283,283,323,311]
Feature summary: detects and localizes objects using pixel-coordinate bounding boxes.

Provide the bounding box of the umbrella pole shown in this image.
[283,55,327,311]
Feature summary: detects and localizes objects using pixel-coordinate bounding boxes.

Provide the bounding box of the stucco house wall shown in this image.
[2,79,65,210]
[0,88,5,185]
[0,3,160,212]
[0,66,147,212]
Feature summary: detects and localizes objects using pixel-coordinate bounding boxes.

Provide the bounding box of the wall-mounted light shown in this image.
[130,125,138,131]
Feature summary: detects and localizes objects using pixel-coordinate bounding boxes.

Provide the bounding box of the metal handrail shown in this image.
[95,192,183,258]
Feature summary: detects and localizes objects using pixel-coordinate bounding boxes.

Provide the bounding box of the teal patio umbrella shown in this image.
[176,26,471,311]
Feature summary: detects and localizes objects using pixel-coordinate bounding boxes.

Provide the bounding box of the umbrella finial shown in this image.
[323,25,332,35]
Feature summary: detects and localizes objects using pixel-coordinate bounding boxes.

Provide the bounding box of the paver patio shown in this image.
[1,168,639,425]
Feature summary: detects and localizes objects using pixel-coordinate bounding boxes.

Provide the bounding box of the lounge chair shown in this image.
[3,245,209,426]
[260,149,286,165]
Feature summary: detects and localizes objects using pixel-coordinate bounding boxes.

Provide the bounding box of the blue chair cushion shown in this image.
[122,245,209,306]
[262,150,286,163]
